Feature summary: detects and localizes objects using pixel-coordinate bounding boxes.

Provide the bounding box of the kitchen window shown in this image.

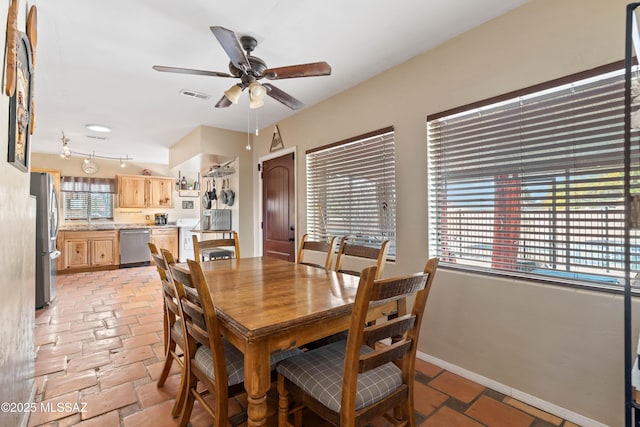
[306,126,397,258]
[427,62,640,290]
[61,177,115,220]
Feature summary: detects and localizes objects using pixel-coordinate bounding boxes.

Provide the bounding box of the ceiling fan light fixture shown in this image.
[224,84,242,104]
[249,98,264,109]
[249,81,266,100]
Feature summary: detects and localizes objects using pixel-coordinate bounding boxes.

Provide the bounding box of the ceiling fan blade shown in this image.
[263,83,304,110]
[214,95,232,108]
[210,26,250,70]
[153,65,233,78]
[263,62,332,80]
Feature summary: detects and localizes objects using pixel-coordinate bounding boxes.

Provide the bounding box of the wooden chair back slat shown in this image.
[362,314,416,345]
[297,234,337,270]
[192,232,240,263]
[358,340,412,373]
[334,237,389,280]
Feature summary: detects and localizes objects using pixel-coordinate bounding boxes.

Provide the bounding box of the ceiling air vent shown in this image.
[86,135,107,140]
[179,89,211,100]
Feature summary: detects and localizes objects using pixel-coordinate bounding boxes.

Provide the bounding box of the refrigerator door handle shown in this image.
[51,185,60,241]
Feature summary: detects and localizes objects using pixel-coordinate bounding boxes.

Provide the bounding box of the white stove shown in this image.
[176,218,200,262]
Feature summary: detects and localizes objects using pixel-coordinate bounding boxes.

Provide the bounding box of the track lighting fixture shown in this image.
[59,130,132,163]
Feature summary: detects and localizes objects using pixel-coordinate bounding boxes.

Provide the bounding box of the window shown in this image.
[61,176,115,220]
[306,127,397,258]
[428,63,640,289]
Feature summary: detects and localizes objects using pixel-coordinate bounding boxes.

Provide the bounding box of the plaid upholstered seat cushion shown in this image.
[276,340,402,412]
[194,339,303,386]
[170,321,184,346]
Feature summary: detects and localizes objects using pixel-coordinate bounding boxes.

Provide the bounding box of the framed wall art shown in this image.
[7,32,33,172]
[270,124,284,152]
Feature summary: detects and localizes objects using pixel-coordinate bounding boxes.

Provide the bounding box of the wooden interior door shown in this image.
[262,153,295,261]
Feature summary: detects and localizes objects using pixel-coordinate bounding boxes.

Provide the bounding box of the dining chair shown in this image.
[169,259,302,427]
[297,233,337,270]
[303,237,391,351]
[148,243,187,417]
[334,237,390,280]
[277,258,439,427]
[192,231,240,263]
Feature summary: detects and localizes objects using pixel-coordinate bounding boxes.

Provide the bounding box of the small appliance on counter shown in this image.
[155,213,168,225]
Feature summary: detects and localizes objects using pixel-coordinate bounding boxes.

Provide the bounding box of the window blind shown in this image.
[306,127,397,258]
[428,67,640,288]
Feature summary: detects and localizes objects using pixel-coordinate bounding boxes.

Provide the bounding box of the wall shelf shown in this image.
[178,190,200,198]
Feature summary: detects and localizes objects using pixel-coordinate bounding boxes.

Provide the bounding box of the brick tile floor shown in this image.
[30,266,579,426]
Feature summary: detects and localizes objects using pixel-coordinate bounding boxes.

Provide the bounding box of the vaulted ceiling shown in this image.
[30,0,529,164]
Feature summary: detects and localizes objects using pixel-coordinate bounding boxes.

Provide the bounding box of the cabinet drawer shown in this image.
[150,227,177,237]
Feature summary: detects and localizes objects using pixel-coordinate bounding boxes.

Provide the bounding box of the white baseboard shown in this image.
[417,351,609,427]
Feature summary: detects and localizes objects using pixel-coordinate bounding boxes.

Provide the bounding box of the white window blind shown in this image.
[428,64,640,289]
[306,126,397,258]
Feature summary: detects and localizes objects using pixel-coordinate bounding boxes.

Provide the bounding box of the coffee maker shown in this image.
[154,213,168,225]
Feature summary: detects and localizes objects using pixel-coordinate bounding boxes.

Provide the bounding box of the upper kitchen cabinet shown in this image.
[118,175,147,208]
[117,174,174,208]
[148,177,174,208]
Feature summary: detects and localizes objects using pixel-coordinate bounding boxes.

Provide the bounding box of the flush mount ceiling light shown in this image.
[85,124,111,133]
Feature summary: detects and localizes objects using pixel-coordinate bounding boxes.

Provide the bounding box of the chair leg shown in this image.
[178,378,197,427]
[162,311,170,354]
[171,357,188,418]
[277,374,289,427]
[157,340,177,387]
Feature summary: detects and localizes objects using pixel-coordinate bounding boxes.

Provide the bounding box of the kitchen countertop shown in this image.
[60,223,178,231]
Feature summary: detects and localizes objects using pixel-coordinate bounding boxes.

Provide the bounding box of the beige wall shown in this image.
[250,0,632,425]
[0,0,36,426]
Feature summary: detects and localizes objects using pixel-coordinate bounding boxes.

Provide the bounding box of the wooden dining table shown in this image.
[174,256,398,427]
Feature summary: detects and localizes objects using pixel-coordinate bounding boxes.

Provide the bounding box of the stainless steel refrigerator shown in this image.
[30,172,60,309]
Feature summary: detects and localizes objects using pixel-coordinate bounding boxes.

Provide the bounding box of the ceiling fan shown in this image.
[153,26,331,110]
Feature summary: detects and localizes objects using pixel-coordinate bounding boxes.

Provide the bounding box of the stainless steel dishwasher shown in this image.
[119,228,151,267]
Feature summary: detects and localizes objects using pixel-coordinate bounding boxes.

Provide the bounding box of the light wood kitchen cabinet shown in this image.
[60,230,119,271]
[117,175,147,208]
[150,227,178,262]
[148,177,174,208]
[117,174,174,208]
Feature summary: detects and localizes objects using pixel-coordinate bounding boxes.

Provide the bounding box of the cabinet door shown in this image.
[148,177,174,208]
[63,238,90,269]
[56,232,64,271]
[150,229,178,261]
[91,237,116,266]
[118,175,147,208]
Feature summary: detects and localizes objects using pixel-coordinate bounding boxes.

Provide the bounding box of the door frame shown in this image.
[256,146,297,257]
